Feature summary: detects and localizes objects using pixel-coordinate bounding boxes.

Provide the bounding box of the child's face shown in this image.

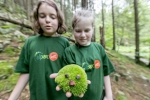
[73,18,93,46]
[38,3,58,36]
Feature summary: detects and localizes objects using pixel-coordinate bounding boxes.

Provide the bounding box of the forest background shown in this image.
[0,0,150,100]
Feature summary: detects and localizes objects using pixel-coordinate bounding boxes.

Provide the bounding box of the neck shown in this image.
[43,32,59,37]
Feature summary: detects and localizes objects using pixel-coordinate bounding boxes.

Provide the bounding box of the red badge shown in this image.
[49,52,58,61]
[94,60,100,69]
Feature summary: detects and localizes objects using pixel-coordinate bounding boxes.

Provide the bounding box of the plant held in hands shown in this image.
[55,64,88,97]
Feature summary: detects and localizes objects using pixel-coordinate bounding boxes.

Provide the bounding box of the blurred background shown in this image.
[0,0,150,100]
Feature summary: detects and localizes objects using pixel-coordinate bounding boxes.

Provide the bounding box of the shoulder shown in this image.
[22,35,39,47]
[26,35,39,42]
[58,36,69,41]
[65,44,76,51]
[92,42,103,49]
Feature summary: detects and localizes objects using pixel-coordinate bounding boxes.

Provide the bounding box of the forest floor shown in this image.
[0,36,150,100]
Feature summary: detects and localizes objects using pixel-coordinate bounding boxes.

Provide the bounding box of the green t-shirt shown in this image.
[15,35,70,100]
[63,42,115,100]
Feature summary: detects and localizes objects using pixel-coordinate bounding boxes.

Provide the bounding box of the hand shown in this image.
[50,73,91,98]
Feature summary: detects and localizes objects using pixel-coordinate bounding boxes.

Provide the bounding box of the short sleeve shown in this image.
[62,47,76,66]
[101,47,115,76]
[15,39,30,73]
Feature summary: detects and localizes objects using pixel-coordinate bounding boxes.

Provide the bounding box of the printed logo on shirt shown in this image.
[81,60,100,71]
[49,52,58,61]
[82,62,94,71]
[94,60,100,69]
[34,52,49,61]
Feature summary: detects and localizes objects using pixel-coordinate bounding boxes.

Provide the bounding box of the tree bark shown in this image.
[26,0,30,20]
[81,0,88,9]
[101,0,105,48]
[3,0,8,7]
[112,0,116,50]
[134,0,140,63]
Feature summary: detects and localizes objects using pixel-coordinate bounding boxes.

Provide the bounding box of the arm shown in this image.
[104,75,113,100]
[8,73,29,100]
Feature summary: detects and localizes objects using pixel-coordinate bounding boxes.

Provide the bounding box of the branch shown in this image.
[0,16,32,29]
[0,16,75,42]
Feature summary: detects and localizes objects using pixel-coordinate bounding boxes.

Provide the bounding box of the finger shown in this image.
[79,94,84,98]
[66,92,72,98]
[87,80,91,84]
[50,73,58,78]
[56,86,61,91]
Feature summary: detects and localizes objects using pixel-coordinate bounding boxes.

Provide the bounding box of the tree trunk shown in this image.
[3,0,8,7]
[134,0,140,63]
[26,0,30,20]
[73,0,77,11]
[60,0,63,11]
[112,0,116,50]
[100,27,104,47]
[81,0,88,9]
[31,0,37,11]
[101,0,105,48]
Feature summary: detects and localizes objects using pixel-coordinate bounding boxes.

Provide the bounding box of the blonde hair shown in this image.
[72,9,94,29]
[32,0,67,34]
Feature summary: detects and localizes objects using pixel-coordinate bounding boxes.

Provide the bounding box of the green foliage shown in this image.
[0,73,19,91]
[0,60,19,91]
[62,32,73,37]
[141,37,150,45]
[0,23,18,34]
[116,94,128,100]
[0,61,15,75]
[3,46,16,56]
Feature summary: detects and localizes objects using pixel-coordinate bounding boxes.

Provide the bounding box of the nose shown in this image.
[80,32,86,37]
[45,16,51,23]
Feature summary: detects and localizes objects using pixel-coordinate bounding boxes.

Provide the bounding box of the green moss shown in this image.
[116,94,128,100]
[55,64,88,96]
[0,61,14,75]
[3,46,15,56]
[0,73,19,91]
[0,60,19,91]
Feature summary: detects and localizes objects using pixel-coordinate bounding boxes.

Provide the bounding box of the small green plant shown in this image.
[4,46,15,56]
[116,93,127,100]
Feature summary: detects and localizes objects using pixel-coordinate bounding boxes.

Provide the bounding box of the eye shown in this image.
[51,15,56,19]
[75,29,81,33]
[85,29,90,32]
[65,74,69,78]
[39,14,45,18]
[76,75,80,80]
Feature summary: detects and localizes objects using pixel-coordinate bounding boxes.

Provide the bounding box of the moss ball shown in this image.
[55,64,88,96]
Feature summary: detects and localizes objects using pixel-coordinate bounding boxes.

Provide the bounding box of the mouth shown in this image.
[80,39,86,41]
[45,26,52,29]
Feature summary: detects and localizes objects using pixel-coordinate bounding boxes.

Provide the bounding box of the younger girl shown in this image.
[8,0,69,100]
[62,9,115,100]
